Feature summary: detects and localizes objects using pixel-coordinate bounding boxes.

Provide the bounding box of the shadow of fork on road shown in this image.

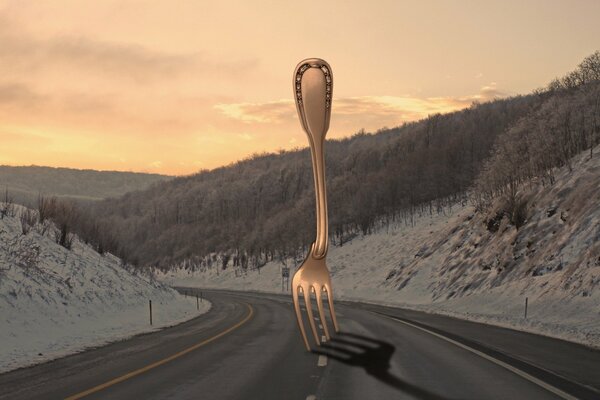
[312,332,452,400]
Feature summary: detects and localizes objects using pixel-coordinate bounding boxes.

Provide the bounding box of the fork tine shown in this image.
[304,286,321,346]
[293,285,310,351]
[325,284,340,333]
[315,287,331,341]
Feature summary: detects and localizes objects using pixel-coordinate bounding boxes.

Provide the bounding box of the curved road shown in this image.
[1,290,599,399]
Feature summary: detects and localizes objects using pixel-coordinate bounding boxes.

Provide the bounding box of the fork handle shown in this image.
[309,135,328,258]
[293,59,332,259]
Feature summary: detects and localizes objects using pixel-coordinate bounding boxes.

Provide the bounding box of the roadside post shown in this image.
[524,297,528,319]
[149,299,153,325]
[282,266,290,292]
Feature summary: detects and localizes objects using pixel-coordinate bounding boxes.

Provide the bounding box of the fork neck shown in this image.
[309,134,328,259]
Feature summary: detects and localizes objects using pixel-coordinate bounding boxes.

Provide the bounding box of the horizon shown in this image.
[1,94,507,177]
[1,0,599,175]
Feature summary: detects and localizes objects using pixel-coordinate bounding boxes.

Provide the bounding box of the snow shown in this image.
[156,209,466,307]
[0,207,210,373]
[158,148,600,349]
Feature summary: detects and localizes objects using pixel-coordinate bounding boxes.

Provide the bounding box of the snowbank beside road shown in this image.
[0,209,210,373]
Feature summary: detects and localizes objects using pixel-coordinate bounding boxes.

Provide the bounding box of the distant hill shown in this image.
[0,166,171,205]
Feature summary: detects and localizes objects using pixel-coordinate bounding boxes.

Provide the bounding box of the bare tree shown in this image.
[0,188,15,219]
[50,201,76,250]
[20,209,38,235]
[578,51,600,84]
[37,194,55,223]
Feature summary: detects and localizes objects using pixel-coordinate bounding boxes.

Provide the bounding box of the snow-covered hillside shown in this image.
[158,148,599,348]
[0,207,210,373]
[385,146,600,347]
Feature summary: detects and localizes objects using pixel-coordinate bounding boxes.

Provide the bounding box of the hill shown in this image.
[160,145,600,348]
[0,165,171,205]
[51,52,600,271]
[71,93,541,265]
[0,204,208,372]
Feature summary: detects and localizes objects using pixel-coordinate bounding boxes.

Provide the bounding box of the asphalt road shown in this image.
[1,289,599,400]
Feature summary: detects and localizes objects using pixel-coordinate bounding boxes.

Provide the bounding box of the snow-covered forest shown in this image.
[48,51,600,272]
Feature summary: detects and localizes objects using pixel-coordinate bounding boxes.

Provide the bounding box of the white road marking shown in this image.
[377,313,578,400]
[306,395,317,400]
[317,355,328,367]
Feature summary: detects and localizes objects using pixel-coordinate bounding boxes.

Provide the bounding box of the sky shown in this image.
[0,0,599,175]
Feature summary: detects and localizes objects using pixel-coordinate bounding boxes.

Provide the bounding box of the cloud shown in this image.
[214,83,508,127]
[237,133,253,141]
[0,83,46,108]
[477,82,505,100]
[0,17,259,141]
[214,100,295,124]
[0,129,52,146]
[0,22,256,84]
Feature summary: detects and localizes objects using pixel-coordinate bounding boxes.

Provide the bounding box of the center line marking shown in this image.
[317,355,328,367]
[65,303,254,400]
[375,312,578,400]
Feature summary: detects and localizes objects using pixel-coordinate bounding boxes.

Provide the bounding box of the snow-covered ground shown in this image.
[158,148,600,349]
[0,207,210,373]
[158,208,467,304]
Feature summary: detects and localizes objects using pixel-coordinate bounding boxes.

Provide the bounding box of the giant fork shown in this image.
[292,58,340,351]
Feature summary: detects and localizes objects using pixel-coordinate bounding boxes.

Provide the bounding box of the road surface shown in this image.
[1,289,599,399]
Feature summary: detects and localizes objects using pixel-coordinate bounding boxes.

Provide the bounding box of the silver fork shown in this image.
[292,58,340,351]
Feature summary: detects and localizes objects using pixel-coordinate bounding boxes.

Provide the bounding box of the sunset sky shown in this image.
[1,0,599,175]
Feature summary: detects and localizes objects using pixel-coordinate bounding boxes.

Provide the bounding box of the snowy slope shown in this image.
[393,146,600,347]
[0,208,210,373]
[158,207,467,303]
[158,148,599,348]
